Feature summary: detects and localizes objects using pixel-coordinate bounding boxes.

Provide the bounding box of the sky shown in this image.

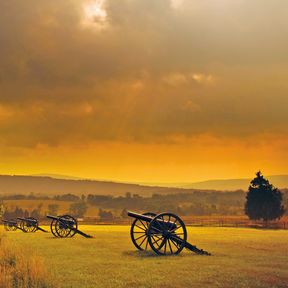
[0,0,288,183]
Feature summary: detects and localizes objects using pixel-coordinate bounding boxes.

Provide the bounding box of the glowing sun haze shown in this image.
[0,0,288,183]
[82,0,108,29]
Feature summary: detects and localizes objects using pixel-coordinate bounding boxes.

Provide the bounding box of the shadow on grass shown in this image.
[45,236,96,240]
[123,250,185,258]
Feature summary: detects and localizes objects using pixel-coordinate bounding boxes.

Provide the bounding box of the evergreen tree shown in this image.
[245,171,285,222]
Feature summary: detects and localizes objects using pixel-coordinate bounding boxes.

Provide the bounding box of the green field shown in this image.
[2,226,288,288]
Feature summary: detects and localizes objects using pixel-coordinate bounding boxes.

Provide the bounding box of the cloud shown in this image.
[0,0,288,149]
[162,73,188,86]
[162,72,215,86]
[170,0,184,10]
[82,0,109,30]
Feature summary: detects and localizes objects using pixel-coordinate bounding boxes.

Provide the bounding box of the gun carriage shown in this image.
[2,219,24,232]
[128,211,211,256]
[47,215,92,238]
[17,217,48,233]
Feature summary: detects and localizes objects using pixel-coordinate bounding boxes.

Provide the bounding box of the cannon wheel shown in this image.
[130,212,156,251]
[50,219,59,237]
[4,220,17,231]
[21,217,38,233]
[147,212,187,255]
[55,215,78,238]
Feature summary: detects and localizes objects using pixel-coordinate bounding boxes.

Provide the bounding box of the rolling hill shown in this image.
[160,175,288,190]
[0,174,287,197]
[0,175,198,197]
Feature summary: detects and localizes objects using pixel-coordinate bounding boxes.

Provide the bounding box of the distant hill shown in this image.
[0,174,287,197]
[30,173,87,181]
[173,175,288,190]
[0,175,203,197]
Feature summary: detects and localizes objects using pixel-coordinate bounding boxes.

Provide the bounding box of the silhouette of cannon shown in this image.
[2,219,24,232]
[46,215,92,238]
[128,211,211,255]
[17,217,48,233]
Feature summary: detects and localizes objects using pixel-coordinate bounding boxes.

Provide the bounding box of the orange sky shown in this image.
[0,0,288,183]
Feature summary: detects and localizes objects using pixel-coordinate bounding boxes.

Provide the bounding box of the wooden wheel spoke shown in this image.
[138,235,147,247]
[145,238,149,250]
[135,224,146,231]
[139,220,148,230]
[173,232,184,238]
[152,235,162,239]
[151,236,163,247]
[164,239,167,254]
[158,238,166,250]
[170,238,180,249]
[135,234,146,241]
[150,236,159,248]
[170,225,181,233]
[168,239,173,254]
[150,233,163,237]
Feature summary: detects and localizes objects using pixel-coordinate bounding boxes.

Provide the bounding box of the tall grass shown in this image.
[0,234,54,288]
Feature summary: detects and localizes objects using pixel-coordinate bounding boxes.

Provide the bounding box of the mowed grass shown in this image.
[1,226,288,288]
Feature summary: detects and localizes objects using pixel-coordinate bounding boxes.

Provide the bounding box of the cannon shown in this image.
[2,219,24,232]
[128,211,211,255]
[17,217,48,233]
[46,215,93,238]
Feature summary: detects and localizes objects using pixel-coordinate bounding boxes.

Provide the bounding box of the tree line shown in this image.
[0,173,287,221]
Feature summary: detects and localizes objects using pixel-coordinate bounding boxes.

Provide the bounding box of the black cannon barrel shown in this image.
[46,215,59,221]
[46,215,75,225]
[17,217,37,223]
[2,219,17,225]
[127,211,154,223]
[17,217,27,221]
[127,211,177,230]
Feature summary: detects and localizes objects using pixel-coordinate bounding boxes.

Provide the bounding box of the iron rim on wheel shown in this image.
[130,212,156,251]
[147,212,187,255]
[50,219,59,237]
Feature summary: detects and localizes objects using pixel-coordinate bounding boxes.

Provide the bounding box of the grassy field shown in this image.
[1,226,288,288]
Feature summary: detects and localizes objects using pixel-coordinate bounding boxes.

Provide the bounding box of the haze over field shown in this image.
[1,0,288,183]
